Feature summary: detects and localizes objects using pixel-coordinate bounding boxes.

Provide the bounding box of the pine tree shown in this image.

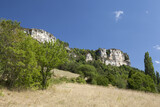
[144,52,156,82]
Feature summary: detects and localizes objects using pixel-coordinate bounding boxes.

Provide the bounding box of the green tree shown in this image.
[128,72,156,92]
[144,52,156,82]
[0,19,68,89]
[0,20,42,88]
[156,71,160,85]
[76,64,97,78]
[0,20,22,86]
[36,40,68,89]
[96,76,108,86]
[14,36,42,89]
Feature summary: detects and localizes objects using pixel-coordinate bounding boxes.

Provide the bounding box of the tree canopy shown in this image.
[144,52,156,82]
[0,19,68,89]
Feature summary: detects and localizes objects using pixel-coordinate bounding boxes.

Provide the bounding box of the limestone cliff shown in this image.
[85,48,130,66]
[24,28,130,67]
[104,49,130,66]
[24,28,56,43]
[86,53,93,62]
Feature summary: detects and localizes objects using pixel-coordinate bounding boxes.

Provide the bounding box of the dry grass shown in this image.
[51,69,80,79]
[0,83,160,107]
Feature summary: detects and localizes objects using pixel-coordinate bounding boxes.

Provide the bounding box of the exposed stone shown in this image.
[98,48,107,63]
[104,49,130,66]
[23,28,131,67]
[24,28,56,43]
[86,53,93,62]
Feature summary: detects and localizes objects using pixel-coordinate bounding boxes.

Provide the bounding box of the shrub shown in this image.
[116,77,127,88]
[76,64,97,78]
[128,72,156,92]
[96,76,108,86]
[75,77,86,84]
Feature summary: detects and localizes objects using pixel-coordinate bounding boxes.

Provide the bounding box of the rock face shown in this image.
[23,28,131,67]
[86,53,93,62]
[98,48,107,63]
[24,28,56,43]
[92,48,130,66]
[104,49,130,66]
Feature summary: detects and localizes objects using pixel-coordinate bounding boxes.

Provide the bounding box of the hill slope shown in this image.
[0,83,160,107]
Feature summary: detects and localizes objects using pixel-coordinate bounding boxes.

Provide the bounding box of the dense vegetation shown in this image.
[59,48,160,93]
[0,20,68,89]
[0,19,160,93]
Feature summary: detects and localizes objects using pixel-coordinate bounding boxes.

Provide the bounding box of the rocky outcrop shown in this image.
[98,48,107,63]
[105,49,130,66]
[86,53,93,62]
[23,28,131,67]
[86,48,130,66]
[24,28,56,43]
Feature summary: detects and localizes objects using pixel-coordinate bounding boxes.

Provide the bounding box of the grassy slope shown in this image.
[0,83,160,107]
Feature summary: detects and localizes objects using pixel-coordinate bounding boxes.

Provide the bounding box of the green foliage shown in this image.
[156,71,160,85]
[95,76,108,86]
[124,53,129,60]
[59,40,69,47]
[37,40,68,89]
[49,77,71,85]
[115,77,127,88]
[106,50,110,57]
[0,19,68,89]
[76,64,97,78]
[156,83,160,93]
[71,77,86,84]
[13,36,42,89]
[58,61,80,73]
[91,78,97,85]
[128,71,156,92]
[107,73,116,86]
[144,52,156,82]
[0,20,42,89]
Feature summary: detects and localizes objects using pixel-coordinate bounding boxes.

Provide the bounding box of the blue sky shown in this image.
[1,0,160,72]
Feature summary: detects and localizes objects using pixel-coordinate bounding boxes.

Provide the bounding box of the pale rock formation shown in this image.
[24,28,56,43]
[86,53,93,62]
[104,49,130,66]
[98,48,107,63]
[23,28,131,67]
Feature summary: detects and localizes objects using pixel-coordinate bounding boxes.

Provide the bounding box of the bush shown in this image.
[156,83,160,93]
[75,77,86,84]
[91,78,97,85]
[128,72,156,92]
[116,77,127,88]
[76,64,97,78]
[70,77,86,84]
[96,76,108,86]
[107,73,116,86]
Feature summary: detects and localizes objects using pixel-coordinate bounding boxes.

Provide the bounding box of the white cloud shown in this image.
[155,61,160,64]
[114,10,124,21]
[153,45,160,50]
